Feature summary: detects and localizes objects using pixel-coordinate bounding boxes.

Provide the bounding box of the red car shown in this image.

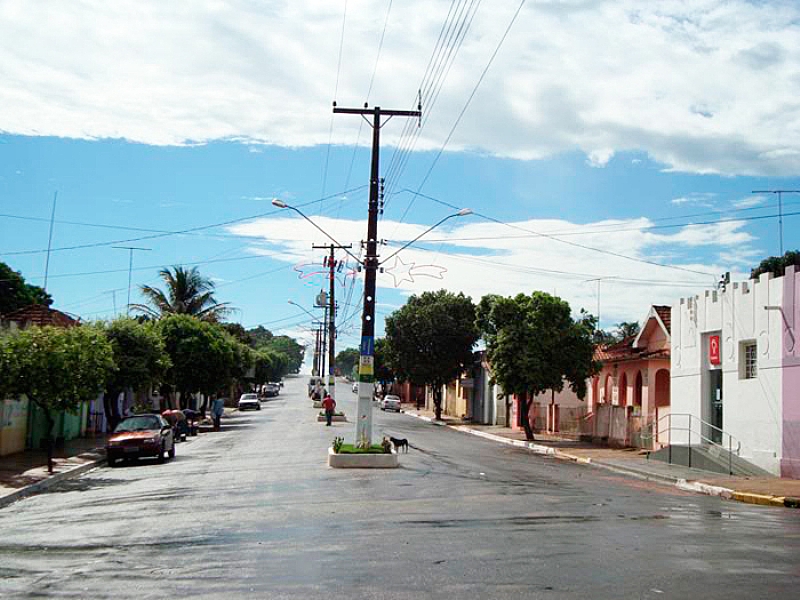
[106,414,175,467]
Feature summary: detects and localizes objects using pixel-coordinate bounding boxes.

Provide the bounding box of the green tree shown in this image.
[751,250,800,279]
[0,262,52,315]
[614,321,640,341]
[247,325,273,347]
[259,335,304,373]
[385,290,478,420]
[0,326,115,472]
[476,292,598,441]
[254,349,289,383]
[132,266,232,322]
[335,347,360,377]
[373,338,395,385]
[100,318,171,431]
[155,315,240,409]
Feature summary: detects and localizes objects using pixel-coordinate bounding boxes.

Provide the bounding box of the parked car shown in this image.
[264,383,280,397]
[352,381,359,393]
[238,393,261,411]
[106,414,175,467]
[380,394,402,412]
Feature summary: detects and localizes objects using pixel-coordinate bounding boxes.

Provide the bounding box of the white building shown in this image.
[670,266,800,477]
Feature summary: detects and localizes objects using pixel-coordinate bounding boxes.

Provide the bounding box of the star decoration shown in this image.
[382,256,448,287]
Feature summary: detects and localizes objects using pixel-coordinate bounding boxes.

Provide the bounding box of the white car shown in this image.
[238,393,261,411]
[380,394,401,412]
[352,382,359,393]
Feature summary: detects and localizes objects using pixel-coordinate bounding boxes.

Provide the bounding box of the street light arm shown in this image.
[287,300,320,321]
[380,209,471,265]
[273,199,363,265]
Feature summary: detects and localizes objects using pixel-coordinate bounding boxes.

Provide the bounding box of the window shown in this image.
[743,342,757,379]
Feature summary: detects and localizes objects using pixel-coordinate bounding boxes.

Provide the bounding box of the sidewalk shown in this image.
[402,409,800,508]
[0,436,108,508]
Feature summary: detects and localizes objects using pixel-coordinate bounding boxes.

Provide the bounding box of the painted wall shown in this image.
[782,266,800,478]
[672,270,788,475]
[0,397,29,456]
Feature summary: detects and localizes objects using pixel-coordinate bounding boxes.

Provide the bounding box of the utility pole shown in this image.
[314,243,352,406]
[334,103,421,446]
[752,190,800,256]
[320,304,328,383]
[312,326,320,376]
[113,246,151,316]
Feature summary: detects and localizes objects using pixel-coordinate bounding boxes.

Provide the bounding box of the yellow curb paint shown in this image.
[770,496,786,507]
[732,491,779,506]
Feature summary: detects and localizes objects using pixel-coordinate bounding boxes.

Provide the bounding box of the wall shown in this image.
[0,397,29,456]
[782,266,800,477]
[672,270,787,475]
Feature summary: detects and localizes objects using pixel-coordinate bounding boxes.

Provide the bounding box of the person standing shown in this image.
[321,393,336,426]
[211,396,225,431]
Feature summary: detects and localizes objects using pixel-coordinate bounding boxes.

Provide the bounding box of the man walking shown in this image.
[211,396,225,431]
[322,393,336,426]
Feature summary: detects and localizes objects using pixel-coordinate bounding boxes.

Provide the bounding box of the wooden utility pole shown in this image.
[333,103,420,446]
[313,243,352,404]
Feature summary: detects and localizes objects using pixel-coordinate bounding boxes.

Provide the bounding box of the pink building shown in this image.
[585,306,671,448]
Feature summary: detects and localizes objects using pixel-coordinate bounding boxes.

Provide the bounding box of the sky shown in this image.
[1,0,800,357]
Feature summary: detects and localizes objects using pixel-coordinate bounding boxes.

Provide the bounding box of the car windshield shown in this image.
[114,416,160,432]
[385,396,400,401]
[242,394,257,400]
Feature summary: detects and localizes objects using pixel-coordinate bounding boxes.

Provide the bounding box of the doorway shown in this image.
[708,370,723,443]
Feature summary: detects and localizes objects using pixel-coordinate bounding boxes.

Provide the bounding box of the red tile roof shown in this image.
[0,304,80,328]
[654,305,671,334]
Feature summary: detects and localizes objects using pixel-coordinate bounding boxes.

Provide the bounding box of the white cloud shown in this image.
[731,195,765,208]
[0,1,799,175]
[227,212,753,325]
[670,192,716,207]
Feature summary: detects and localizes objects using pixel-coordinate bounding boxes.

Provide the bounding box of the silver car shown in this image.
[238,393,261,411]
[380,394,401,412]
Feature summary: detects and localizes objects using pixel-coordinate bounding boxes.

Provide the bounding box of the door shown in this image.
[708,370,723,443]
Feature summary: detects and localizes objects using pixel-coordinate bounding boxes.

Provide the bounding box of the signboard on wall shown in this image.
[709,334,721,366]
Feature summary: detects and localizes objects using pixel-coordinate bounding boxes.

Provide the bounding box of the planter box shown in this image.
[312,400,323,409]
[317,415,347,422]
[328,446,399,468]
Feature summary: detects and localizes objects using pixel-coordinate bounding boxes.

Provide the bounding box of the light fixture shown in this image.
[271,198,287,208]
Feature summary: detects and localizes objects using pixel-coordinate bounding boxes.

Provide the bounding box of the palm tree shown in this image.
[131,266,232,322]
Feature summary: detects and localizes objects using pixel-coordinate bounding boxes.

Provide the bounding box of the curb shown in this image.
[402,411,800,508]
[0,454,106,510]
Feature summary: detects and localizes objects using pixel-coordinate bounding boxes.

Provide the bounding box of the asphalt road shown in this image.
[1,377,798,599]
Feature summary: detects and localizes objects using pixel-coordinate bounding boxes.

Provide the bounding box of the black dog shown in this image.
[389,436,409,453]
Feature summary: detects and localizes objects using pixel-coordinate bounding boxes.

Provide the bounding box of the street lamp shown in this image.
[287,299,320,321]
[379,209,473,265]
[271,199,363,265]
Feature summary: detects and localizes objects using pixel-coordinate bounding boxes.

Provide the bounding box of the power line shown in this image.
[392,0,526,230]
[320,0,350,214]
[0,185,367,257]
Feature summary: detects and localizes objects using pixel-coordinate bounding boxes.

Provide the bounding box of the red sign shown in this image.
[709,335,721,365]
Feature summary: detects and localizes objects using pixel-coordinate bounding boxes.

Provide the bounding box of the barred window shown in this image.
[743,342,757,379]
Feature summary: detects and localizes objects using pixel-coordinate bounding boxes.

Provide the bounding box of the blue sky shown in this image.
[1,1,800,353]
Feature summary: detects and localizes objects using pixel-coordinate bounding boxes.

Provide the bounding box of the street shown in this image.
[1,377,798,599]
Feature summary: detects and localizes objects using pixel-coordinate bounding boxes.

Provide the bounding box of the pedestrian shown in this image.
[322,393,336,426]
[211,396,225,431]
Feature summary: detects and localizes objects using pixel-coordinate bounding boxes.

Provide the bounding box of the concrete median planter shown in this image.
[328,447,399,468]
[317,414,347,422]
[312,400,323,409]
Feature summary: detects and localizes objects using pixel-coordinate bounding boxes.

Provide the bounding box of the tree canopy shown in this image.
[0,325,115,471]
[0,262,52,315]
[476,291,598,441]
[335,347,360,377]
[133,266,232,322]
[385,290,478,419]
[100,318,172,429]
[751,250,800,279]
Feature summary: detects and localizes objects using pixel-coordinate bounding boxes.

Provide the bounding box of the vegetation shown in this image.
[0,326,115,472]
[373,338,395,384]
[336,443,388,454]
[155,315,242,409]
[335,347,360,377]
[100,318,171,431]
[751,250,800,279]
[256,334,304,373]
[0,262,52,315]
[476,292,598,441]
[132,266,232,322]
[385,290,478,420]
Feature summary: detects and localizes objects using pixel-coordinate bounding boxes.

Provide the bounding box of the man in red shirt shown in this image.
[321,393,336,426]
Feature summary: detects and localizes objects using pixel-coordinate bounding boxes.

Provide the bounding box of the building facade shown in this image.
[671,266,800,477]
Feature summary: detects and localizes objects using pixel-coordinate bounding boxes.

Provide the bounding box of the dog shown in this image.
[389,436,409,453]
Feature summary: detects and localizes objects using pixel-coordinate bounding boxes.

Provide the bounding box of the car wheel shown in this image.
[157,444,166,464]
[108,456,120,468]
[168,444,175,459]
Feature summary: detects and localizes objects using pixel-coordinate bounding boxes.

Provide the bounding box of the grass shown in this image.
[337,443,388,454]
[319,411,345,417]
